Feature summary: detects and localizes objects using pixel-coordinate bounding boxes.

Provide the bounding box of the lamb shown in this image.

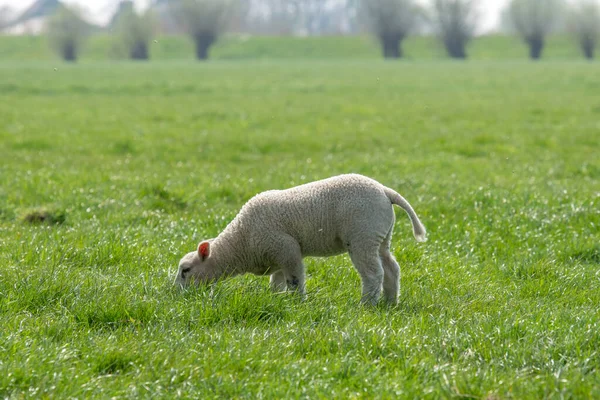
[174,173,426,305]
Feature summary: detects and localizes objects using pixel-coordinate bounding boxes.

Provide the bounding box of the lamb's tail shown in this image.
[384,187,427,242]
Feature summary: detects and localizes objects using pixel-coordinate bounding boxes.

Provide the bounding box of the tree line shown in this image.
[46,0,599,62]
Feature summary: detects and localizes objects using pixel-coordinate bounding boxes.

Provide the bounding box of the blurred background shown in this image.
[0,0,597,62]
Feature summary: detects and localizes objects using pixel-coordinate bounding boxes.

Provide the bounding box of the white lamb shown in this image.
[174,173,426,304]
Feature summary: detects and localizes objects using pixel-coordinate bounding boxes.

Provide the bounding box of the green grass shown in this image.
[0,33,591,61]
[0,60,599,398]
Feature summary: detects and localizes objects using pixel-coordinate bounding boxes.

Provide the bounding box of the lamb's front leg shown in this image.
[269,270,287,292]
[283,266,305,296]
[270,236,306,297]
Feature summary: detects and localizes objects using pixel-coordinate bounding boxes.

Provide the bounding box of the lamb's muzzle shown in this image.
[174,174,426,305]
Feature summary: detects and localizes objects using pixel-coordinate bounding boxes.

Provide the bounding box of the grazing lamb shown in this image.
[174,174,426,304]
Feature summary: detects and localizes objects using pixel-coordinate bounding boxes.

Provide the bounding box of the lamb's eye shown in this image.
[181,267,192,279]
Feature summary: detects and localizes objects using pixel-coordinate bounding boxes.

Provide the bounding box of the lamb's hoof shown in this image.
[360,297,380,307]
[287,290,307,301]
[384,297,398,306]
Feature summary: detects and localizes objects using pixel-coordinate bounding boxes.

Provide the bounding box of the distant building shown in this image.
[0,6,16,31]
[3,0,62,35]
[3,0,102,35]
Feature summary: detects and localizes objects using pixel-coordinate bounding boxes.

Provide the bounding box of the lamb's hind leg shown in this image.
[380,234,400,304]
[269,270,286,292]
[348,242,384,305]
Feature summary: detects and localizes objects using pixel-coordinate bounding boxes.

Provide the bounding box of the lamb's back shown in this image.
[236,174,391,256]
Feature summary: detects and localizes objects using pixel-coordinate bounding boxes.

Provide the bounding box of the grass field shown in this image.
[0,33,588,61]
[0,59,599,398]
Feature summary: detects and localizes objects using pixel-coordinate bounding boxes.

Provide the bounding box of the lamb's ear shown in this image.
[198,241,210,261]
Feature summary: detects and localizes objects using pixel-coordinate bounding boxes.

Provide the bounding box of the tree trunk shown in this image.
[194,34,215,60]
[62,41,76,62]
[528,36,544,60]
[130,41,149,60]
[444,37,467,59]
[581,37,594,60]
[380,36,402,59]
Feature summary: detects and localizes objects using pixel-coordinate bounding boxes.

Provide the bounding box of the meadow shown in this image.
[0,33,587,62]
[0,57,599,398]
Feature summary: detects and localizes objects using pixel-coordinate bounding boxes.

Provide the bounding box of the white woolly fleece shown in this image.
[175,174,426,305]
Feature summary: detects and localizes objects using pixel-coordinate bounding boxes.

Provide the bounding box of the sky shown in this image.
[0,0,509,32]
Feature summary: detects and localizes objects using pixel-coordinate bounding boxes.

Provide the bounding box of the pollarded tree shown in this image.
[170,0,237,60]
[567,0,600,59]
[431,0,478,59]
[361,0,422,59]
[115,8,156,60]
[508,0,562,60]
[46,4,89,62]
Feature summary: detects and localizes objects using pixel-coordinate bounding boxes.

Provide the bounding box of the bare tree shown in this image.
[240,0,355,35]
[361,0,421,59]
[567,0,600,59]
[46,5,89,62]
[170,0,238,60]
[431,0,477,59]
[115,8,156,60]
[228,0,252,32]
[264,0,297,35]
[508,0,562,60]
[292,0,334,35]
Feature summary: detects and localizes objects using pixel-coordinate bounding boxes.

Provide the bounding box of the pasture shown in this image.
[0,34,585,62]
[0,60,599,398]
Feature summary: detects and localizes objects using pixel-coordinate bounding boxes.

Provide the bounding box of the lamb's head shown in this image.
[174,239,217,287]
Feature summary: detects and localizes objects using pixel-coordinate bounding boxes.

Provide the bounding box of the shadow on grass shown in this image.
[94,351,136,375]
[563,245,600,264]
[140,185,187,212]
[21,207,66,225]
